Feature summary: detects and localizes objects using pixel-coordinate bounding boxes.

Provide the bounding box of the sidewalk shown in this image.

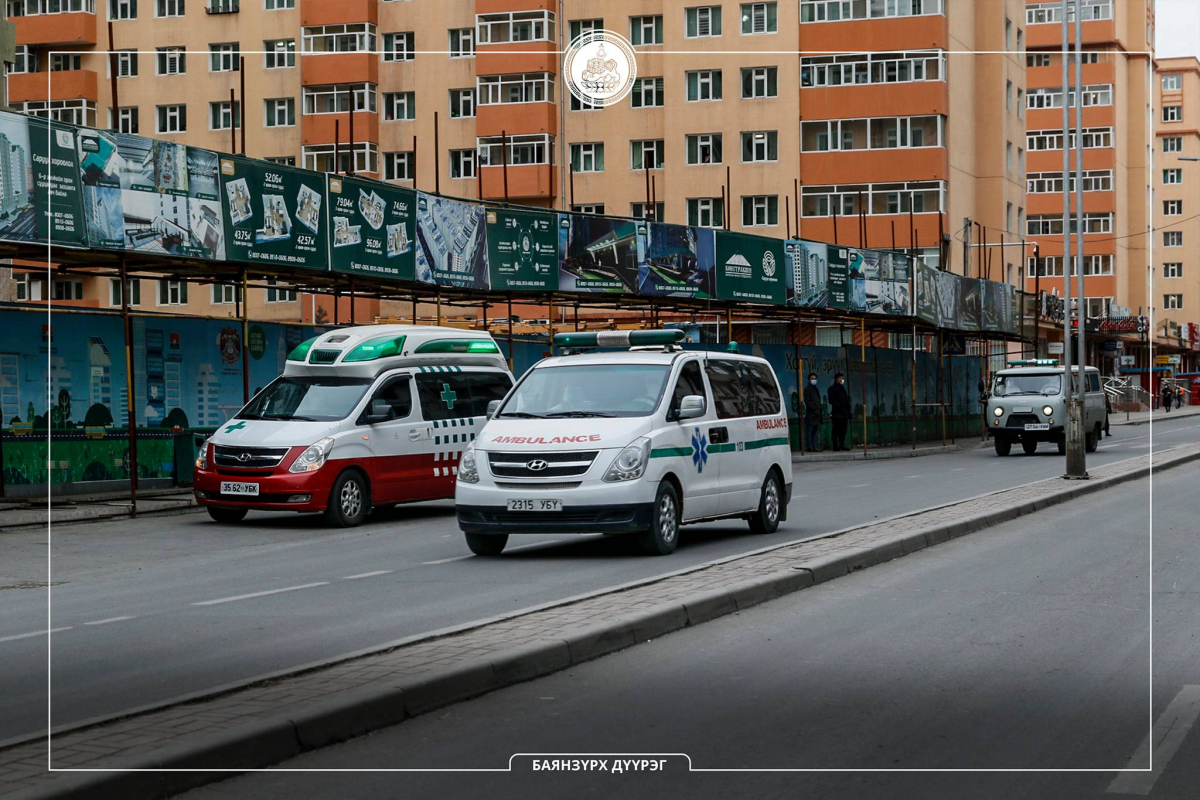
[0,489,199,533]
[4,441,1196,800]
[1109,404,1200,426]
[792,440,983,463]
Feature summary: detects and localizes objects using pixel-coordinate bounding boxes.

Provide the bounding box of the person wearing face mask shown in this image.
[802,372,823,452]
[828,372,852,451]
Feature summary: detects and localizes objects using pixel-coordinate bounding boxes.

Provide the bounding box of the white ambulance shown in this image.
[455,330,793,556]
[194,325,513,527]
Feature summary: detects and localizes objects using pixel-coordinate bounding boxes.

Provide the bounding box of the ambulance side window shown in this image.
[669,360,707,414]
[367,376,413,421]
[416,372,514,421]
[744,362,781,416]
[706,359,753,419]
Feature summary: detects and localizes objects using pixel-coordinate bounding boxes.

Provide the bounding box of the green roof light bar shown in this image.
[553,329,687,348]
[413,339,500,355]
[343,334,407,362]
[286,336,319,362]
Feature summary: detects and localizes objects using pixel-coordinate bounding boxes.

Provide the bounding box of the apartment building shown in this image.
[5,0,1027,325]
[1021,0,1153,332]
[1154,56,1200,355]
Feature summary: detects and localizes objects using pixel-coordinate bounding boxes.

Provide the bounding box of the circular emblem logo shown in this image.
[762,251,777,278]
[526,459,550,472]
[237,452,252,462]
[563,30,637,108]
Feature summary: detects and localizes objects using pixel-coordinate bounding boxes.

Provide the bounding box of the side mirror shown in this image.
[676,395,706,421]
[364,399,394,425]
[486,399,502,419]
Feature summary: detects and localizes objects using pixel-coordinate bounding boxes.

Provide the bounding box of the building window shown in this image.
[302,143,378,174]
[1164,168,1182,185]
[1027,254,1114,277]
[210,42,239,73]
[569,94,602,111]
[211,284,241,305]
[568,18,601,40]
[572,204,604,214]
[802,50,946,87]
[1162,74,1182,91]
[631,202,664,221]
[264,39,295,69]
[631,139,664,170]
[109,278,141,307]
[1163,231,1183,247]
[1027,213,1113,236]
[303,83,377,114]
[801,116,943,151]
[1164,294,1183,310]
[156,46,185,75]
[12,0,96,13]
[15,99,96,127]
[687,69,723,101]
[1006,80,1012,110]
[264,0,292,8]
[266,156,296,166]
[686,6,721,37]
[51,53,82,71]
[209,101,240,131]
[1017,89,1023,118]
[450,149,476,179]
[302,23,377,54]
[449,88,475,119]
[383,91,415,121]
[156,104,186,133]
[630,15,663,45]
[1027,127,1113,151]
[476,10,555,44]
[8,46,38,74]
[264,278,296,303]
[802,181,945,217]
[569,142,604,172]
[801,0,944,22]
[156,0,182,16]
[477,73,555,105]
[1026,84,1112,109]
[14,272,41,301]
[109,0,137,20]
[1026,0,1112,24]
[1164,199,1182,216]
[263,97,295,128]
[157,279,188,306]
[1163,262,1183,279]
[686,133,723,165]
[631,77,664,108]
[1005,18,1012,49]
[53,279,84,301]
[741,195,778,227]
[383,31,414,62]
[741,67,778,99]
[1006,141,1013,172]
[477,133,554,167]
[741,2,777,34]
[741,130,777,162]
[1026,169,1113,193]
[687,197,724,228]
[1163,136,1182,153]
[383,151,414,181]
[449,27,474,58]
[1163,105,1182,123]
[114,106,138,133]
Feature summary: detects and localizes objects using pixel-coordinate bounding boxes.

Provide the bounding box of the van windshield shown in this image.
[993,373,1061,397]
[499,364,670,419]
[238,376,374,422]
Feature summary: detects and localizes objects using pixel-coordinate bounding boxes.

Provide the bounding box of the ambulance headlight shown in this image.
[289,437,334,473]
[1042,405,1054,417]
[993,406,1004,417]
[604,437,651,482]
[195,439,210,470]
[458,445,479,484]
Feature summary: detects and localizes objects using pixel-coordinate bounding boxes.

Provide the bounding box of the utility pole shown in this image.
[1061,0,1085,478]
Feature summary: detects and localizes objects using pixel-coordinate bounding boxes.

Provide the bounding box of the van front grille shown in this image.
[487,450,598,478]
[213,445,291,469]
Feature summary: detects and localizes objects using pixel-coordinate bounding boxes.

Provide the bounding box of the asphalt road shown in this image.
[3,415,1196,742]
[182,458,1198,800]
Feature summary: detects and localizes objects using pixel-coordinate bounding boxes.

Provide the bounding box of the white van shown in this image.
[194,325,513,527]
[455,330,794,556]
[987,360,1106,456]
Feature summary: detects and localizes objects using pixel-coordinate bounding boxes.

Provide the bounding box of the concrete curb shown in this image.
[0,503,203,533]
[792,441,983,463]
[11,446,1199,800]
[1110,409,1200,426]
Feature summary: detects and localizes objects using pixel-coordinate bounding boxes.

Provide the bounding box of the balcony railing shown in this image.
[206,0,239,14]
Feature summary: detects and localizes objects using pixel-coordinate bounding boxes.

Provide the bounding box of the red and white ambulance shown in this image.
[194,325,513,527]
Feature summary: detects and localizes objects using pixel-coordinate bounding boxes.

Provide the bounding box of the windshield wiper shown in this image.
[261,413,318,421]
[499,411,545,419]
[237,413,263,420]
[546,411,617,418]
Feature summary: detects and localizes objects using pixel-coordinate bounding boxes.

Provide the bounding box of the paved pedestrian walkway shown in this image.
[4,442,1195,800]
[1109,404,1200,426]
[0,490,198,533]
[792,440,983,463]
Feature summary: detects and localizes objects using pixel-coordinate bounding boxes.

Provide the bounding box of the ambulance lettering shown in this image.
[490,434,603,445]
[756,418,788,430]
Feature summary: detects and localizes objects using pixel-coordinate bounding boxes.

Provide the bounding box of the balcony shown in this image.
[798,14,947,55]
[206,0,239,14]
[301,112,379,148]
[7,69,98,103]
[800,148,947,186]
[477,42,557,77]
[13,12,96,46]
[1026,18,1115,50]
[301,52,377,86]
[479,164,556,201]
[476,102,557,138]
[799,81,947,120]
[300,0,376,26]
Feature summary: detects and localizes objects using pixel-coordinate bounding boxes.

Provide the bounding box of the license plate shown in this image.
[1024,423,1049,431]
[507,498,562,512]
[220,481,259,496]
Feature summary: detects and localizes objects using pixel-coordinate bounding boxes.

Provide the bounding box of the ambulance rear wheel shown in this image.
[465,533,508,556]
[207,507,247,524]
[748,471,782,534]
[324,470,369,528]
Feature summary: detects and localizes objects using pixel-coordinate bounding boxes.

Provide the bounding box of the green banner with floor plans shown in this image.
[486,207,558,292]
[714,230,786,304]
[219,154,328,270]
[327,174,415,280]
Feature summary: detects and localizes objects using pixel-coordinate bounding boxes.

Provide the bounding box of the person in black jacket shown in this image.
[803,372,823,452]
[828,373,852,451]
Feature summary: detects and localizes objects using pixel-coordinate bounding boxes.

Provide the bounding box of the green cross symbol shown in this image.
[224,420,247,433]
[440,383,458,410]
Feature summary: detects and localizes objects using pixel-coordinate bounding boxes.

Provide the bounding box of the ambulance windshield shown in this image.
[499,364,670,419]
[239,376,373,422]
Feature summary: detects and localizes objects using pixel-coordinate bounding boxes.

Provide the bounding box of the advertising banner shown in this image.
[327,175,416,281]
[558,214,639,294]
[980,279,1017,333]
[486,207,558,292]
[414,192,489,290]
[0,112,86,247]
[119,134,224,259]
[220,155,328,270]
[842,247,912,316]
[787,240,828,307]
[914,260,943,327]
[714,231,786,304]
[826,245,850,309]
[78,128,125,249]
[636,221,716,299]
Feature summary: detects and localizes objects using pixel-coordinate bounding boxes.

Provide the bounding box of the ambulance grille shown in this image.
[487,451,598,478]
[213,445,291,469]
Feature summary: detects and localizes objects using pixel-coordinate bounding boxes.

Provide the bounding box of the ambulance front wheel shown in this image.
[325,469,369,528]
[465,533,508,556]
[639,481,680,556]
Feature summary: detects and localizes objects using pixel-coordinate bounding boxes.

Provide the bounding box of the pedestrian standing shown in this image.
[1161,383,1174,413]
[828,373,852,451]
[803,372,823,452]
[1177,385,1186,410]
[1103,391,1111,437]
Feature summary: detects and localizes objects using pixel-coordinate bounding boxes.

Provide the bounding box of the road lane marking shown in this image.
[0,627,72,643]
[905,474,923,478]
[1107,685,1200,795]
[82,616,135,626]
[342,570,392,580]
[849,483,871,488]
[192,582,330,606]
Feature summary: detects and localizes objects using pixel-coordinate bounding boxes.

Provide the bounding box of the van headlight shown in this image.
[195,439,210,470]
[604,437,651,483]
[1042,405,1054,417]
[289,437,334,473]
[458,445,479,484]
[993,407,1004,417]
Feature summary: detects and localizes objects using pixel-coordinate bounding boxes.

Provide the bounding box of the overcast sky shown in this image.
[1156,0,1200,59]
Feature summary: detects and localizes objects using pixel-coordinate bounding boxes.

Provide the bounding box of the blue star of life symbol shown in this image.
[691,428,708,473]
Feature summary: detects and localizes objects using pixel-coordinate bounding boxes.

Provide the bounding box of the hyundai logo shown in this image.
[526,459,549,472]
[237,452,252,463]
